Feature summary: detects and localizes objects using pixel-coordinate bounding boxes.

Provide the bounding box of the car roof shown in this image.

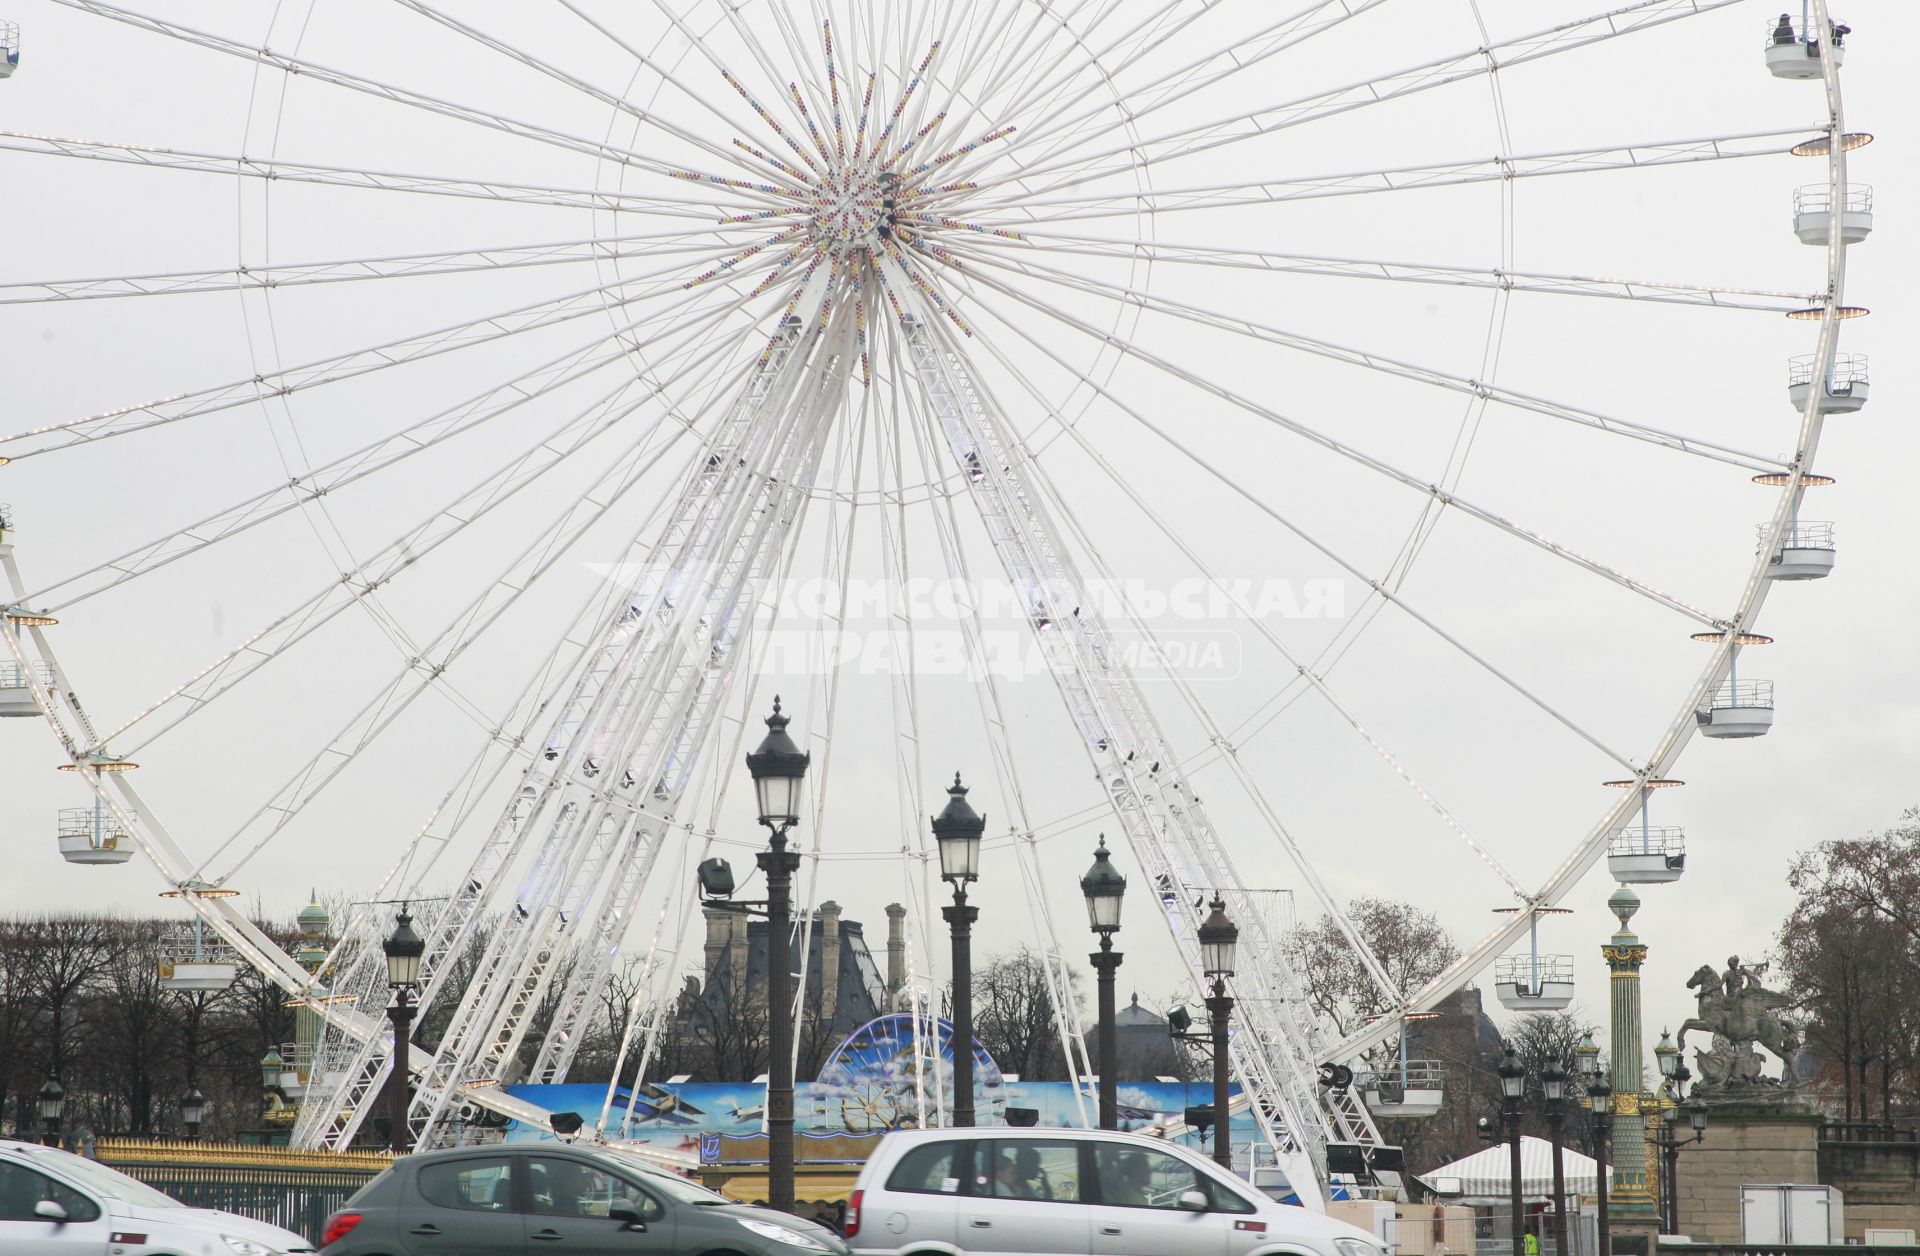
[876,1127,1184,1148]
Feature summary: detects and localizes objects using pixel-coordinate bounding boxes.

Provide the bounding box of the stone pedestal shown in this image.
[1670,1101,1822,1243]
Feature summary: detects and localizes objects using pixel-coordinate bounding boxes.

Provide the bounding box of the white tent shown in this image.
[1424,1136,1613,1201]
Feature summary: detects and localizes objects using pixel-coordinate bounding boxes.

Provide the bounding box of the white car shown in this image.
[0,1138,315,1256]
[844,1127,1389,1256]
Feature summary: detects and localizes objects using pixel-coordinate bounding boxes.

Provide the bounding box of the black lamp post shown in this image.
[1198,896,1238,1170]
[36,1079,64,1147]
[1542,1059,1570,1256]
[1576,1032,1610,1256]
[1080,836,1126,1130]
[382,906,425,1154]
[180,1087,207,1143]
[1650,1038,1707,1236]
[933,772,985,1129]
[745,698,808,1214]
[1498,1044,1529,1256]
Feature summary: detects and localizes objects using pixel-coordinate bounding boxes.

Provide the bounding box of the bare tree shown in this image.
[1290,899,1461,1038]
[972,946,1082,1081]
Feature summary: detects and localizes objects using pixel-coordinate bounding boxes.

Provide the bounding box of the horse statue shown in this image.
[1678,959,1798,1089]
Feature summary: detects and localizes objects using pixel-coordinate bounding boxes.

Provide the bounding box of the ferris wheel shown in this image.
[0,0,1868,1202]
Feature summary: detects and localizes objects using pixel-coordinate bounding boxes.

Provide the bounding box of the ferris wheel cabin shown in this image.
[1794,184,1873,246]
[1696,679,1775,738]
[1608,826,1686,884]
[1493,954,1575,1011]
[1789,353,1869,414]
[55,805,134,865]
[0,22,16,79]
[1761,521,1836,580]
[1765,15,1847,79]
[1359,1059,1447,1118]
[0,658,50,717]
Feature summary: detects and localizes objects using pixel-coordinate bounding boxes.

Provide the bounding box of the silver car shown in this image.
[0,1138,315,1256]
[844,1127,1388,1256]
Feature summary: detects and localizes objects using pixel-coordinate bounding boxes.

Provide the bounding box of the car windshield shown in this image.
[27,1149,182,1208]
[595,1150,733,1204]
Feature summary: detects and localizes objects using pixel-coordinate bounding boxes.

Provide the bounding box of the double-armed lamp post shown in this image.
[1080,837,1126,1130]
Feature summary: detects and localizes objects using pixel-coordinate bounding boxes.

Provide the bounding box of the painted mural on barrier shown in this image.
[504,1013,1254,1166]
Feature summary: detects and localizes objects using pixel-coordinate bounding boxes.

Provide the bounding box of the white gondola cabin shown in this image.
[1760,521,1836,580]
[1360,1058,1447,1119]
[1794,184,1873,246]
[1788,353,1868,414]
[1608,826,1687,884]
[0,22,16,79]
[0,659,50,717]
[1764,16,1848,79]
[56,804,134,865]
[1697,679,1775,738]
[1494,953,1575,1011]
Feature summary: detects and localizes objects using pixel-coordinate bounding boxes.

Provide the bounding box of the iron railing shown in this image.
[96,1139,390,1245]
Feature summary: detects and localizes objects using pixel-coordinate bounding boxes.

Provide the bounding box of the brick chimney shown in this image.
[886,902,907,995]
[818,901,843,1027]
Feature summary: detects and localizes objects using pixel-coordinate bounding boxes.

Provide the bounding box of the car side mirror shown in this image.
[34,1200,70,1223]
[1178,1189,1210,1212]
[609,1207,647,1232]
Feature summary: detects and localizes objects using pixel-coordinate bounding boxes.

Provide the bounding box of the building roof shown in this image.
[1423,1136,1611,1199]
[1114,993,1165,1028]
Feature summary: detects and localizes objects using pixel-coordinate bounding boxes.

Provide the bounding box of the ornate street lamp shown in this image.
[933,772,986,1129]
[1080,836,1126,1130]
[36,1078,64,1147]
[744,698,808,1213]
[1543,1059,1570,1256]
[1498,1044,1528,1256]
[382,907,425,1154]
[1652,1088,1710,1233]
[180,1087,207,1142]
[1198,897,1238,1170]
[1588,1072,1613,1256]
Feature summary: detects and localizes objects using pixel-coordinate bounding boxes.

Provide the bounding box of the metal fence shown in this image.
[97,1140,390,1244]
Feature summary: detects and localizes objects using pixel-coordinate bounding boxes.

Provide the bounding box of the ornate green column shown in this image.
[1603,887,1659,1242]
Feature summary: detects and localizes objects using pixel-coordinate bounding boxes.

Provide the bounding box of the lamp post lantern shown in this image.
[1588,1072,1614,1256]
[933,772,985,1129]
[1198,896,1238,1169]
[1080,835,1126,1130]
[745,698,808,1212]
[180,1087,207,1142]
[382,906,425,1154]
[36,1078,64,1147]
[1498,1044,1528,1256]
[1543,1059,1570,1256]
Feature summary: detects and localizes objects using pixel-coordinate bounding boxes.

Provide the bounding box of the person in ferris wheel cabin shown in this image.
[1772,13,1795,44]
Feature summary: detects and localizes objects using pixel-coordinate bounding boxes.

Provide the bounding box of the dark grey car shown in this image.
[321,1144,848,1256]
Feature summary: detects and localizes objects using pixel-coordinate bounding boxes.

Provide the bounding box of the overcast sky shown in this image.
[1,0,1915,1088]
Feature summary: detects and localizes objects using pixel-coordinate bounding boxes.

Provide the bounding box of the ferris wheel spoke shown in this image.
[198,346,750,885]
[948,251,1727,628]
[101,286,774,754]
[0,131,760,216]
[49,0,788,198]
[956,305,1529,968]
[964,0,1747,200]
[23,273,743,612]
[0,230,752,305]
[387,0,803,192]
[981,0,1396,184]
[966,230,1821,313]
[968,128,1812,224]
[939,269,1642,775]
[946,241,1785,473]
[0,249,742,461]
